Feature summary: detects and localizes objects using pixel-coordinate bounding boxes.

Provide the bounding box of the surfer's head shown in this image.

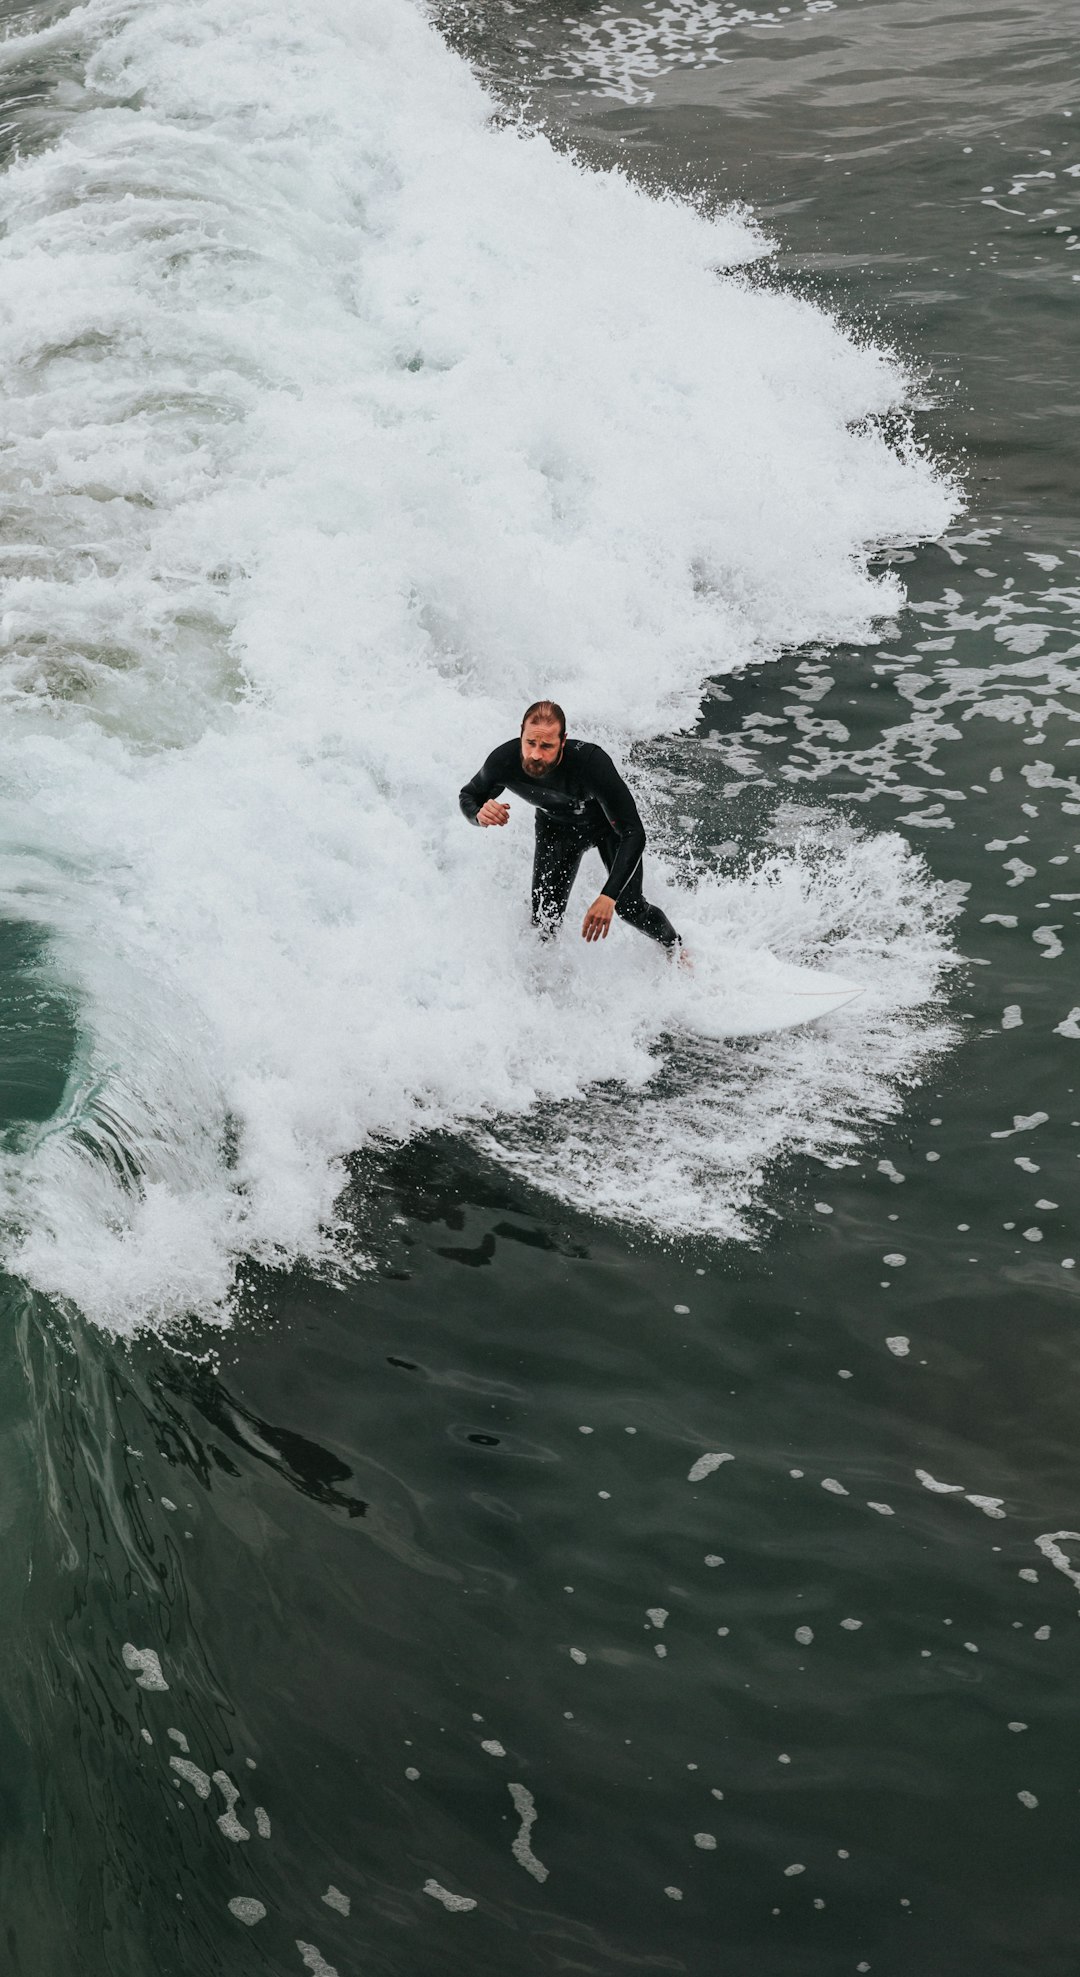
[520,700,566,778]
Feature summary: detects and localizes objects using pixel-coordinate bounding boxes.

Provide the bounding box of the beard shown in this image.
[521,745,562,778]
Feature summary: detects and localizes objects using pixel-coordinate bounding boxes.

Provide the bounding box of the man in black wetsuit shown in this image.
[459,700,681,951]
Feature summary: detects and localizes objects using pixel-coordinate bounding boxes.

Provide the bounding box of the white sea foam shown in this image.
[0,0,957,1329]
[227,1897,266,1926]
[296,1945,339,1977]
[212,1769,250,1842]
[423,1879,476,1913]
[122,1642,169,1690]
[508,1781,549,1882]
[523,0,840,106]
[170,1755,211,1800]
[687,1453,733,1483]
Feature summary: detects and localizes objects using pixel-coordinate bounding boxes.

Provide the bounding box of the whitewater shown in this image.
[0,0,959,1331]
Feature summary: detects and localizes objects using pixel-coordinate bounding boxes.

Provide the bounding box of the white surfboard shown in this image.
[685,959,865,1040]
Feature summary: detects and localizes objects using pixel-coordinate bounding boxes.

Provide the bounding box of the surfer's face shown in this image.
[521,718,564,778]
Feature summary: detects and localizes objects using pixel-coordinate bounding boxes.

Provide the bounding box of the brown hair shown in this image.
[520,699,566,736]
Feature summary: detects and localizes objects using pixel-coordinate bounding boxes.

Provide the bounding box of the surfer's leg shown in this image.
[532,819,587,938]
[594,828,680,949]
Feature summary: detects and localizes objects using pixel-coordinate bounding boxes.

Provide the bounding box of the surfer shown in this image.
[460,701,682,952]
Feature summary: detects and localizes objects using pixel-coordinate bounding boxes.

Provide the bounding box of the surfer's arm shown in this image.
[460,751,509,826]
[587,749,647,899]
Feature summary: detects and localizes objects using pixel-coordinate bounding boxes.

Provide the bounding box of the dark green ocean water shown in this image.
[1,0,1079,1973]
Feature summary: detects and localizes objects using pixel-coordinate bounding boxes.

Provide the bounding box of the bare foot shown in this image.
[675,945,694,973]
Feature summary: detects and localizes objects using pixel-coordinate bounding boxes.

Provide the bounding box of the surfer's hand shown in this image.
[582,894,615,942]
[477,800,510,827]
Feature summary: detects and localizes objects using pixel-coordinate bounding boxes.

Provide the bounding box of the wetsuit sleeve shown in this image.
[459,749,507,824]
[587,748,647,899]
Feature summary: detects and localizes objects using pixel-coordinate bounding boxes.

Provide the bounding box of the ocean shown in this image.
[0,0,1077,1968]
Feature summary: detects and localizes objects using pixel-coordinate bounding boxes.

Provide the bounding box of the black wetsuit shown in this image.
[459,738,679,948]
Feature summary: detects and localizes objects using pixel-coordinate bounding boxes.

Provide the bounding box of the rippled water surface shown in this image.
[1,0,1078,1971]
